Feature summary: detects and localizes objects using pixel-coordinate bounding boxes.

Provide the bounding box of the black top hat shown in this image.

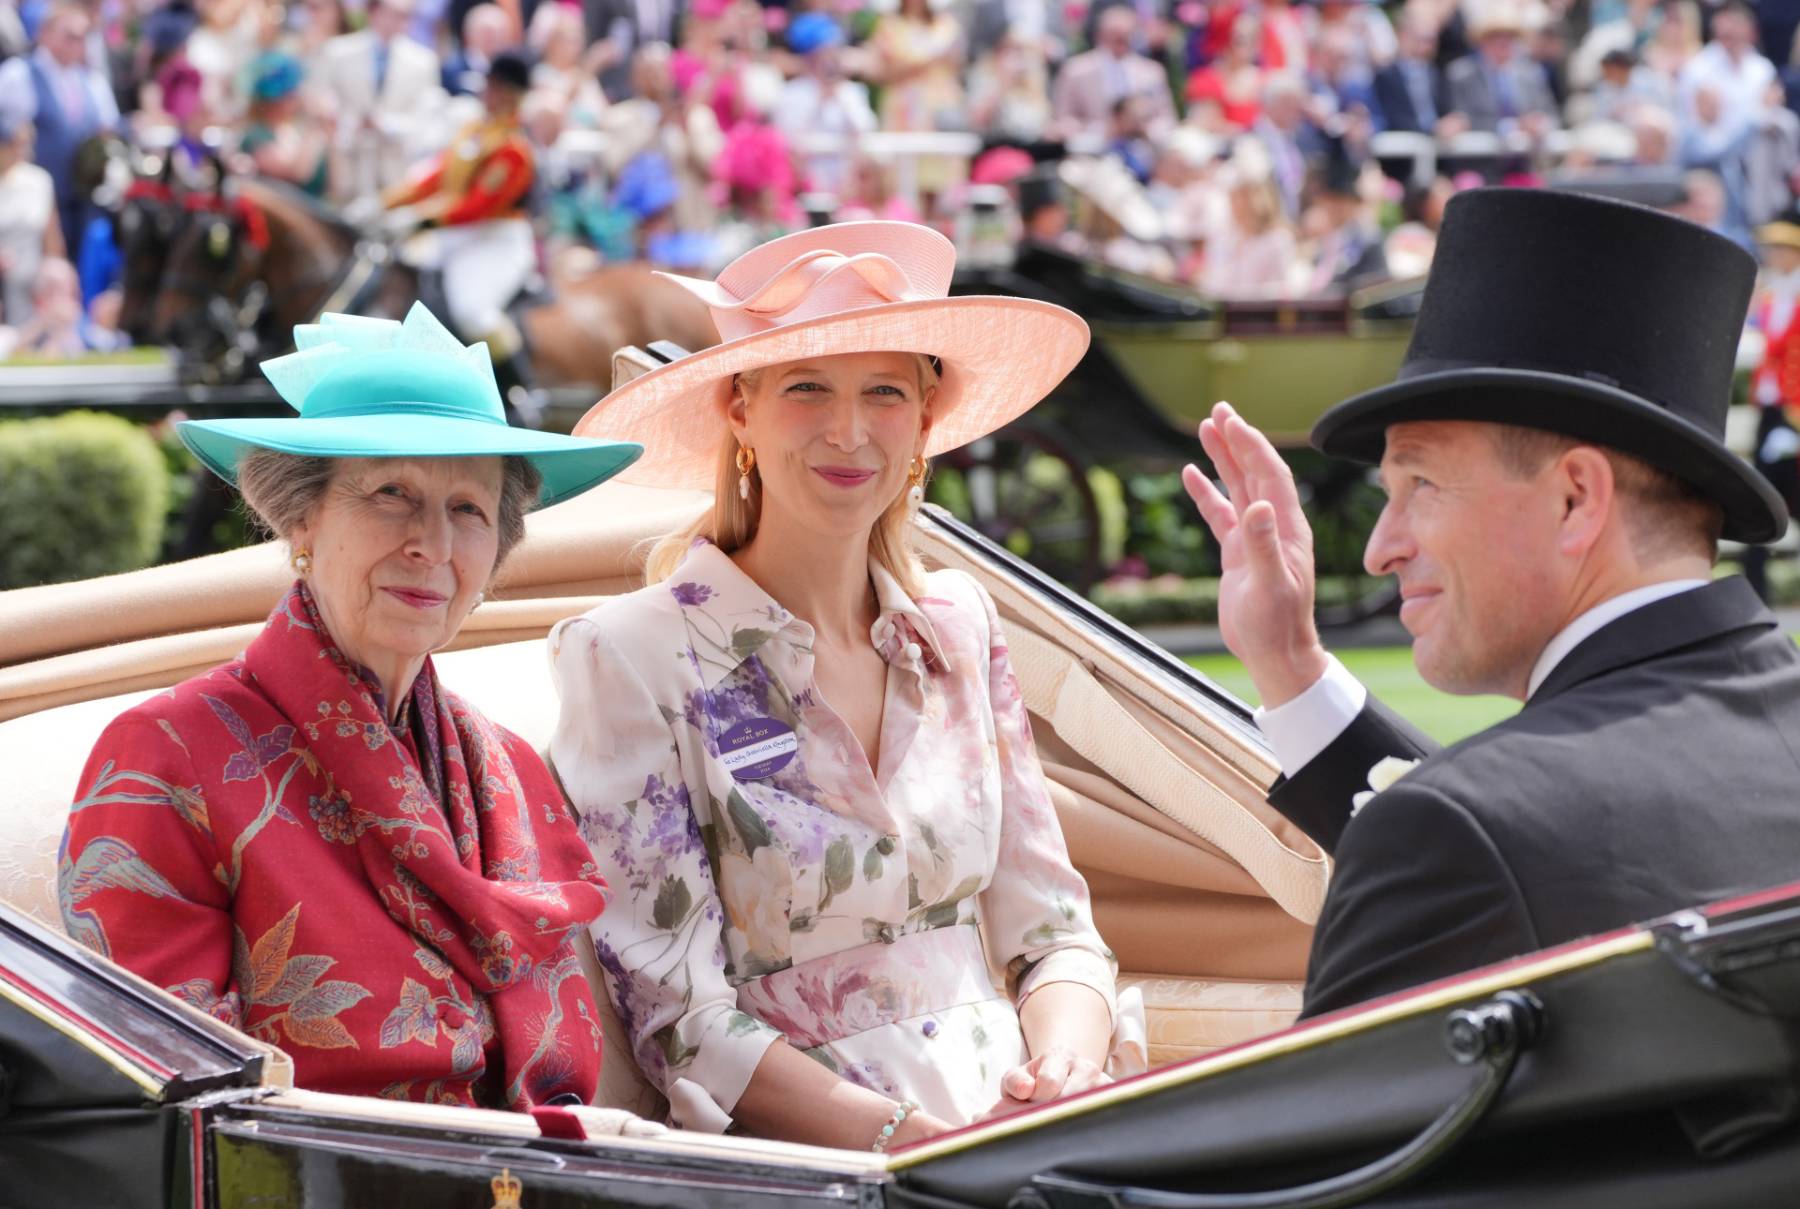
[1312,188,1787,542]
[488,48,533,92]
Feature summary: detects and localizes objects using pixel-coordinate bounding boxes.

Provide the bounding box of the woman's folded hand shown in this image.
[979,1046,1112,1120]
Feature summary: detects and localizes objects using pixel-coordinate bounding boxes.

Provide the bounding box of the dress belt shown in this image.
[736,924,1003,1051]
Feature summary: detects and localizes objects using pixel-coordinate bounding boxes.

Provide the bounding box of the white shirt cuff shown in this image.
[1253,655,1368,777]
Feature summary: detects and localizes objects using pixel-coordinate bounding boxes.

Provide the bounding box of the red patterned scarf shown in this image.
[247,582,608,1107]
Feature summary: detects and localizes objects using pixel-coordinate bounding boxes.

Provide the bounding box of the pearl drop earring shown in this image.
[736,446,756,501]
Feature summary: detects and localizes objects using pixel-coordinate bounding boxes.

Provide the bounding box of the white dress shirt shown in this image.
[1256,579,1709,775]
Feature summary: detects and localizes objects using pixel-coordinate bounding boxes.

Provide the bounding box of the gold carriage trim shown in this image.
[0,971,166,1098]
[884,928,1654,1169]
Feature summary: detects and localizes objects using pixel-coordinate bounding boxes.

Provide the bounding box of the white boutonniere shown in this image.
[1350,756,1422,817]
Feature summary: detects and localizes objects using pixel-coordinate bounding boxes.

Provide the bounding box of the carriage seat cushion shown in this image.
[0,639,1301,1116]
[1117,975,1303,1065]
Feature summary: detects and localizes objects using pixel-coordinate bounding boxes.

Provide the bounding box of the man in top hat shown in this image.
[1185,188,1800,1018]
[384,48,538,409]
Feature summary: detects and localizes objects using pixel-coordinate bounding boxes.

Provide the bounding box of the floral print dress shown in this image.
[549,541,1144,1132]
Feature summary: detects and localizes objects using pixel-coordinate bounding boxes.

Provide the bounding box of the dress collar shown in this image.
[664,539,950,689]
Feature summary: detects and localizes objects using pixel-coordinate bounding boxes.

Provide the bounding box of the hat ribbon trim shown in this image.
[681,250,922,321]
[300,398,506,424]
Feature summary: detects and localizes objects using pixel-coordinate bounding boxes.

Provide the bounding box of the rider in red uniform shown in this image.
[384,49,539,409]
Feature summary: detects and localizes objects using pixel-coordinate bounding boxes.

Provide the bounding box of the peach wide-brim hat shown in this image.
[570,221,1091,489]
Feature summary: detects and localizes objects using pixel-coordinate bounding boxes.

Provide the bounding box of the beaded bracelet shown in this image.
[871,1099,920,1153]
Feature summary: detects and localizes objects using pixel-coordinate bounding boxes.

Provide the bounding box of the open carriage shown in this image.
[3,489,1798,1207]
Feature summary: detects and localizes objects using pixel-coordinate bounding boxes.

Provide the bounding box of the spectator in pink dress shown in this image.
[837,156,925,223]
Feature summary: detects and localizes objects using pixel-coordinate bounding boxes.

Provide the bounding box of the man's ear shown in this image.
[1555,445,1616,559]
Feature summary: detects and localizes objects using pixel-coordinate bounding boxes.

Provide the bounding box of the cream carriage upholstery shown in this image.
[0,486,1321,1116]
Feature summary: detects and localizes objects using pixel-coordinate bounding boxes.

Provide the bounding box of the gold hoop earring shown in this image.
[736,446,756,501]
[291,547,312,575]
[906,457,927,507]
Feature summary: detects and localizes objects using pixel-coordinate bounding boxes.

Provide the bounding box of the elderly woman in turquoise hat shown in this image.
[60,304,640,1110]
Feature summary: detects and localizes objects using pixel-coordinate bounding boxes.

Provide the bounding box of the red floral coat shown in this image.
[60,583,608,1108]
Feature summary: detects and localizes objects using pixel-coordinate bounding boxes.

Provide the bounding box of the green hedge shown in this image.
[0,411,172,589]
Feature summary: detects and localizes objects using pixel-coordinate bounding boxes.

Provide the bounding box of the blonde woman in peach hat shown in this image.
[549,221,1146,1149]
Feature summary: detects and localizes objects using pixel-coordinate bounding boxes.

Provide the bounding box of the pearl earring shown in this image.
[291,547,312,575]
[906,458,926,507]
[736,446,756,501]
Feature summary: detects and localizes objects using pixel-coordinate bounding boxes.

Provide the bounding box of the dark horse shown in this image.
[125,173,719,390]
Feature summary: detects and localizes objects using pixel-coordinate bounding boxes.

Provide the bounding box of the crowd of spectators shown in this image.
[3,0,1800,346]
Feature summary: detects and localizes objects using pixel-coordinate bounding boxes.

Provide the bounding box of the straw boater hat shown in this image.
[1470,0,1529,36]
[572,221,1090,488]
[1757,206,1800,252]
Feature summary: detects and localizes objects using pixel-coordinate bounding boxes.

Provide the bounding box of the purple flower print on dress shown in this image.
[756,796,835,865]
[670,582,715,608]
[839,1058,902,1099]
[684,659,777,755]
[639,774,702,880]
[593,936,644,1038]
[580,805,644,891]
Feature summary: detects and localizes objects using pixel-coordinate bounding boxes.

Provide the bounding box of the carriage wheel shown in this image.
[928,422,1105,592]
[1298,456,1401,629]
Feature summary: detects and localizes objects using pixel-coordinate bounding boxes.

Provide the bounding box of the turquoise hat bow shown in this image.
[178,303,642,508]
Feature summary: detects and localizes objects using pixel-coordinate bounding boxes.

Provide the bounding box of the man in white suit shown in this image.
[314,0,447,203]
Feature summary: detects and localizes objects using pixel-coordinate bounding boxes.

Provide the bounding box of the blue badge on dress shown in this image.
[719,717,798,781]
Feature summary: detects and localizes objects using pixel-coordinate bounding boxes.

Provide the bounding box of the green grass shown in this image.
[1184,647,1521,746]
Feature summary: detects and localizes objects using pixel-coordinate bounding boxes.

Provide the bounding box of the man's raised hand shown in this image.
[1181,401,1332,709]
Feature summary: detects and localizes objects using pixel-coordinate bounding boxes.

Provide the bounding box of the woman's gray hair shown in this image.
[235,450,542,569]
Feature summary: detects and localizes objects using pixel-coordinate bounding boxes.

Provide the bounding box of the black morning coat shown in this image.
[1269,576,1800,1019]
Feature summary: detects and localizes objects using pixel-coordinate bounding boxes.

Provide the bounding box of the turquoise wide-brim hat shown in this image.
[179,303,642,508]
